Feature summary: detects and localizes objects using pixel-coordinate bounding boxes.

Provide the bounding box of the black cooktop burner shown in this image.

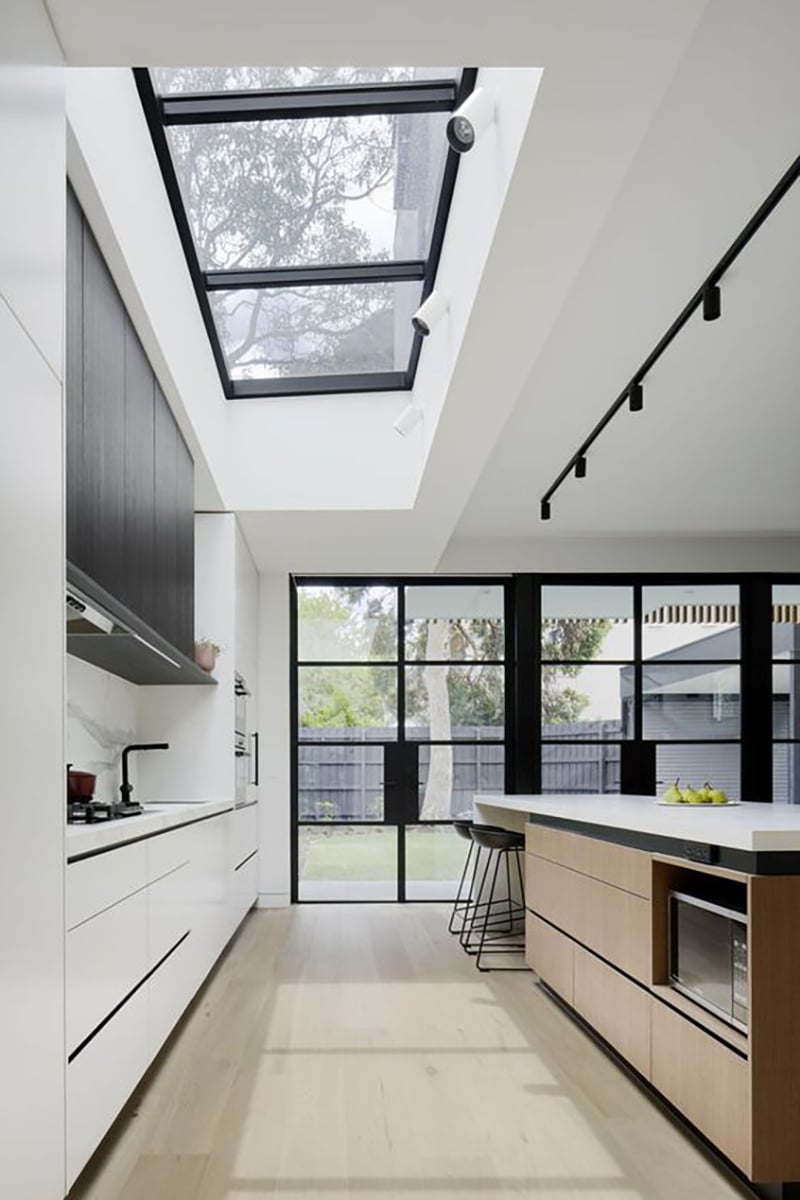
[67,799,145,824]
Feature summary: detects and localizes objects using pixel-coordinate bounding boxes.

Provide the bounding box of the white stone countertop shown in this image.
[66,798,233,858]
[473,793,800,852]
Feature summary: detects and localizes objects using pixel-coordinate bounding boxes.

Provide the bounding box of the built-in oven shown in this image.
[234,672,259,806]
[669,889,748,1033]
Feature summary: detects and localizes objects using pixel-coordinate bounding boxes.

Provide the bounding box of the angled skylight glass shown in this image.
[136,67,476,398]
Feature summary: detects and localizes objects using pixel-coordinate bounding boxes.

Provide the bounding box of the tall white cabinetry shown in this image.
[0,11,66,1199]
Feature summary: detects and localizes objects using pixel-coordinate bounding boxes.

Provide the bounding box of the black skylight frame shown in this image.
[134,68,478,399]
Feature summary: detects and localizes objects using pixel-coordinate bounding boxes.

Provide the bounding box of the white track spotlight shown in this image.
[411,289,449,337]
[446,87,496,153]
[393,402,424,437]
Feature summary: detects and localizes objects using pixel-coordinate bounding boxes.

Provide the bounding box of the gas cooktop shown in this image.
[67,800,145,824]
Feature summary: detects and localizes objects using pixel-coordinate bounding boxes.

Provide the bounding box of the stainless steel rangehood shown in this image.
[66,588,116,635]
[66,566,216,687]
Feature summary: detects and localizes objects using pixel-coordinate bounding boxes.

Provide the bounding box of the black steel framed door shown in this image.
[291,578,511,902]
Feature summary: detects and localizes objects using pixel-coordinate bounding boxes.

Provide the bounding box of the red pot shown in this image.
[67,769,96,799]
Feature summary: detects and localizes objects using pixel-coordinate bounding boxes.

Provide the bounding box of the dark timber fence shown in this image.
[298,721,624,819]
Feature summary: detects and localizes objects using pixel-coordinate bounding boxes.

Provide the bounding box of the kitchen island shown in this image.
[474,793,800,1197]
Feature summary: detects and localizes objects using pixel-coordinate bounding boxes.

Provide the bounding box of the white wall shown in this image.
[66,657,139,804]
[0,3,66,1196]
[438,535,800,574]
[257,572,291,906]
[138,514,236,802]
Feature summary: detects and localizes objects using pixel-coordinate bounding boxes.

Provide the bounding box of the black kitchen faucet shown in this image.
[120,743,169,804]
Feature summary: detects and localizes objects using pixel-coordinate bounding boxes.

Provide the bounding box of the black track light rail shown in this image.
[539,154,800,521]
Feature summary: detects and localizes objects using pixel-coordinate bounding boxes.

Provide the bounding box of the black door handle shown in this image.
[251,731,259,786]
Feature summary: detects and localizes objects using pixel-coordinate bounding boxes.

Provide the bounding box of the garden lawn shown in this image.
[300,826,466,881]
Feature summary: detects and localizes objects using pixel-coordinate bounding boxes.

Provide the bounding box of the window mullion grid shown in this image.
[159,80,459,126]
[397,585,406,902]
[205,261,428,291]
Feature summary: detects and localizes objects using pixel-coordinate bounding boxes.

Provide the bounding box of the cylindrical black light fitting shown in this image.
[540,499,551,521]
[629,382,644,412]
[703,282,722,321]
[574,456,587,479]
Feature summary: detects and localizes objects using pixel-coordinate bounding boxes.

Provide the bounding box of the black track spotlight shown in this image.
[628,382,644,412]
[702,282,721,321]
[540,499,552,521]
[574,456,587,479]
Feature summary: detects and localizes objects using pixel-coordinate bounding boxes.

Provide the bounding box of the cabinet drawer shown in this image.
[66,984,148,1189]
[573,946,651,1079]
[651,1000,750,1172]
[147,861,191,969]
[66,887,148,1055]
[231,803,258,869]
[147,822,192,883]
[525,913,574,1003]
[526,824,650,898]
[148,931,195,1062]
[234,851,258,921]
[66,840,147,930]
[526,854,650,983]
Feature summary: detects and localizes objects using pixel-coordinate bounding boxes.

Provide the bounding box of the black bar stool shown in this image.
[448,819,479,935]
[449,820,508,950]
[466,824,527,971]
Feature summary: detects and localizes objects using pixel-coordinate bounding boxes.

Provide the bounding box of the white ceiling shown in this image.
[46,0,800,572]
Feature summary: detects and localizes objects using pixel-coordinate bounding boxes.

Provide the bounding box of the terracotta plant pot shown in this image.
[194,643,218,672]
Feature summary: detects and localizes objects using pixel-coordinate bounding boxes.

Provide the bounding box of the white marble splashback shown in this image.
[66,656,138,803]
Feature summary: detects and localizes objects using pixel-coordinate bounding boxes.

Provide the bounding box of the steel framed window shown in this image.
[134,68,477,399]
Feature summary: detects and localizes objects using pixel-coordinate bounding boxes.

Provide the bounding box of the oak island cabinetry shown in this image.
[475,793,800,1195]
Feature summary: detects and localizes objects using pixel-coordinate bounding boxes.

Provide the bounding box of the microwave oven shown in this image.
[668,890,748,1033]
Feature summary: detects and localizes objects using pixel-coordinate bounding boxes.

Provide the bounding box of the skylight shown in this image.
[135,68,476,398]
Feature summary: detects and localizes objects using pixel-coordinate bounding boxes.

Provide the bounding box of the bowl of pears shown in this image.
[659,779,731,805]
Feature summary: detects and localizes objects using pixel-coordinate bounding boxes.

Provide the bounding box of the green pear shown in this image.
[707,785,728,805]
[662,779,684,805]
[682,785,704,804]
[699,782,715,803]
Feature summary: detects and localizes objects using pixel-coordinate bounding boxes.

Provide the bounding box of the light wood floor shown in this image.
[69,905,754,1200]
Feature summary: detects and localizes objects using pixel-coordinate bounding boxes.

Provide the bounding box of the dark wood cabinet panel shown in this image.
[81,222,126,602]
[66,192,195,662]
[153,386,179,651]
[174,435,195,659]
[66,186,86,568]
[123,323,156,628]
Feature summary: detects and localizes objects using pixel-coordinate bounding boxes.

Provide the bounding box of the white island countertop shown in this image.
[66,798,234,858]
[474,793,800,853]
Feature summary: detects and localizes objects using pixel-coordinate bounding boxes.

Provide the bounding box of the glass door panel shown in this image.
[298,826,398,901]
[297,743,385,822]
[405,825,466,900]
[294,579,507,901]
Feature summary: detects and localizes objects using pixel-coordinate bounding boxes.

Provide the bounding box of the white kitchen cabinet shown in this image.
[66,986,149,1190]
[233,852,259,924]
[66,840,147,930]
[146,823,193,968]
[66,886,148,1056]
[230,803,259,924]
[65,807,250,1186]
[231,802,258,870]
[147,861,191,969]
[147,930,195,1061]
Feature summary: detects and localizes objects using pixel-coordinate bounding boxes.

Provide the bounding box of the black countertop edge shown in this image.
[526,812,800,876]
